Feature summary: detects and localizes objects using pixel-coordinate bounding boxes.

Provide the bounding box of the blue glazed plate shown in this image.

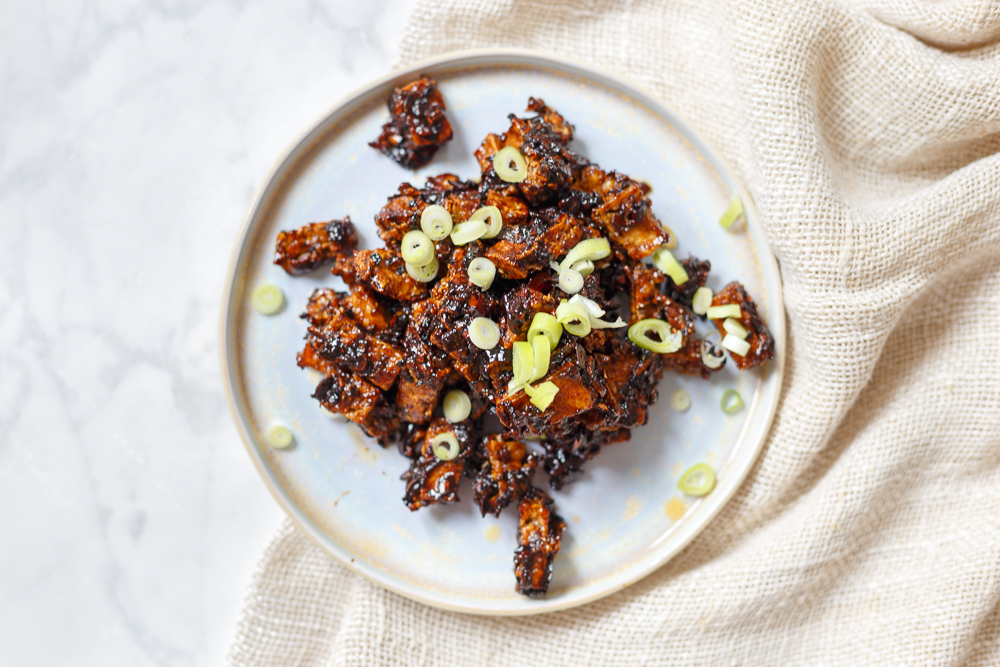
[221,50,785,615]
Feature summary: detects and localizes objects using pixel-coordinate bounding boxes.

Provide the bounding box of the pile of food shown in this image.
[272,77,774,597]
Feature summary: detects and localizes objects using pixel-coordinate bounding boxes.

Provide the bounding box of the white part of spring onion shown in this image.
[652,247,689,285]
[431,433,461,461]
[265,424,294,449]
[405,257,439,283]
[528,312,562,350]
[467,257,496,291]
[450,219,488,246]
[558,268,584,294]
[511,341,534,386]
[252,284,284,315]
[723,318,748,340]
[468,317,500,350]
[558,237,611,274]
[701,336,726,369]
[555,300,592,337]
[721,333,751,356]
[530,334,550,382]
[692,286,713,316]
[442,390,472,423]
[719,195,744,230]
[401,230,435,267]
[524,381,559,412]
[707,304,741,320]
[420,204,453,240]
[628,318,683,354]
[493,146,528,183]
[570,259,595,277]
[568,294,627,329]
[469,205,503,239]
[670,389,691,412]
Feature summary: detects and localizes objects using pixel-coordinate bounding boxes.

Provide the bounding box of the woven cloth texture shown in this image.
[230,0,1000,664]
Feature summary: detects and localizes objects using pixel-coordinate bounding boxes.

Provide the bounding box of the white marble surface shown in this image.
[0,0,417,663]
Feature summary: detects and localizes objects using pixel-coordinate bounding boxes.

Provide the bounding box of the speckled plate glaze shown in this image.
[221,49,785,615]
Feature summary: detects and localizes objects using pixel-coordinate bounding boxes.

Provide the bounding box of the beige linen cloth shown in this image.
[230,0,1000,664]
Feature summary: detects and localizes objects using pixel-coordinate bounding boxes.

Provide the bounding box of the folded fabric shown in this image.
[230,0,1000,664]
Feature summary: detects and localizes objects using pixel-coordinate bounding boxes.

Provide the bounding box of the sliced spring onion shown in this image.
[721,333,751,356]
[493,146,528,183]
[420,204,453,240]
[628,318,683,354]
[528,312,562,350]
[558,268,584,294]
[692,287,713,316]
[265,424,293,449]
[405,257,439,283]
[721,389,744,414]
[701,335,726,369]
[530,334,550,382]
[469,317,501,350]
[467,257,496,291]
[719,195,744,230]
[512,341,534,386]
[558,238,611,273]
[670,389,691,412]
[442,389,472,423]
[723,318,748,340]
[524,381,559,412]
[555,300,592,337]
[431,433,461,461]
[570,259,595,276]
[707,304,741,320]
[401,230,435,267]
[450,219,488,246]
[677,463,716,496]
[251,284,284,315]
[652,247,689,285]
[469,205,503,239]
[568,294,627,329]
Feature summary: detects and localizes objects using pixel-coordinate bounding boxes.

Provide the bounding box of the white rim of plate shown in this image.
[220,48,786,616]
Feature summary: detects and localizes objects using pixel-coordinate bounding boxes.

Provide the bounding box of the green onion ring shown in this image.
[442,390,472,423]
[530,334,550,382]
[555,300,592,337]
[467,257,496,291]
[251,284,284,315]
[527,312,562,350]
[652,247,689,285]
[431,433,461,461]
[469,206,503,239]
[628,318,683,354]
[265,424,294,449]
[558,268,584,294]
[670,389,691,412]
[493,146,527,183]
[721,389,744,414]
[707,304,741,320]
[692,287,713,316]
[719,195,744,230]
[405,257,439,283]
[468,317,500,350]
[450,219,488,246]
[677,463,716,496]
[723,318,748,340]
[420,205,453,240]
[558,238,611,274]
[401,230,435,267]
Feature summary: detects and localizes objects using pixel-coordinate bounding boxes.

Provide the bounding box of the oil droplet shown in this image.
[571,515,581,523]
[665,497,688,522]
[483,525,501,543]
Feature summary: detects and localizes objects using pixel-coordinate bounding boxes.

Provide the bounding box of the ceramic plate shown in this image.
[221,49,785,615]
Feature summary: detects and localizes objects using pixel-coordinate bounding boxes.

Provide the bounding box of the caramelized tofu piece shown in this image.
[596,337,664,430]
[402,419,472,510]
[573,166,670,260]
[374,176,480,246]
[354,249,429,302]
[344,284,394,335]
[711,281,775,370]
[485,211,582,279]
[309,310,403,391]
[369,76,453,169]
[627,263,715,378]
[312,367,398,446]
[274,218,358,276]
[666,256,711,309]
[499,276,559,343]
[475,98,585,206]
[302,287,343,328]
[473,434,537,517]
[296,339,339,377]
[514,487,565,597]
